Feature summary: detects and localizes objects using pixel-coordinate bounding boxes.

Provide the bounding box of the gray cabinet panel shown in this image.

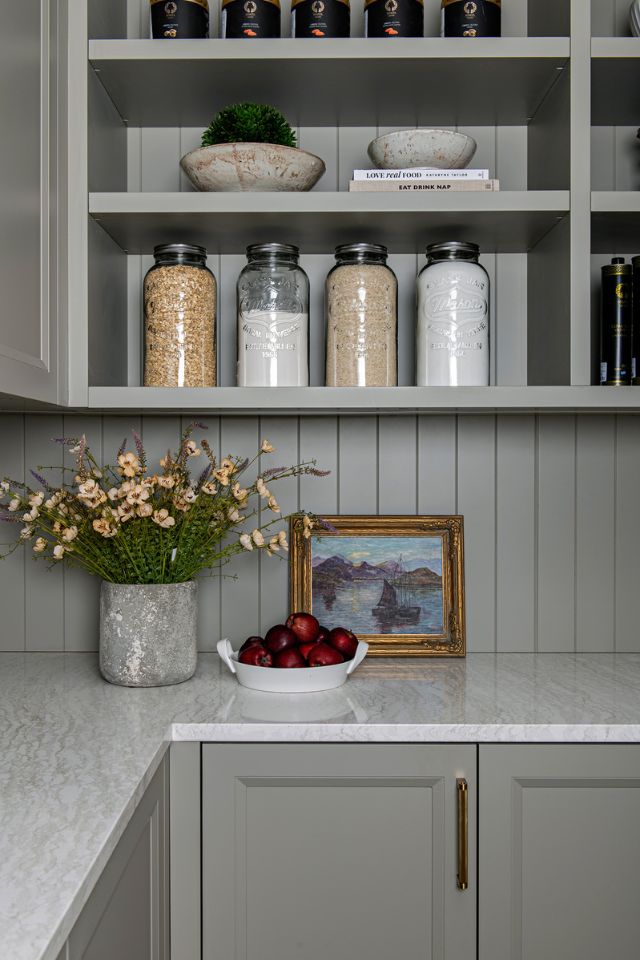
[479,745,640,960]
[0,0,58,402]
[203,744,476,960]
[67,755,169,960]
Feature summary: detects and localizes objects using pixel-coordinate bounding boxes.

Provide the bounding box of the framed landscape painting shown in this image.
[290,516,465,657]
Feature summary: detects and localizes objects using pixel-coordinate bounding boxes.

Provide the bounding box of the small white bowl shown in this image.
[217,638,369,693]
[367,128,477,170]
[180,142,326,192]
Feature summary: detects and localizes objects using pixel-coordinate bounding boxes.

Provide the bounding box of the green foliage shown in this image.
[201,103,297,148]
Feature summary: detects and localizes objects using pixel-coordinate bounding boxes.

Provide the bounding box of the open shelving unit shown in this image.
[55,0,640,414]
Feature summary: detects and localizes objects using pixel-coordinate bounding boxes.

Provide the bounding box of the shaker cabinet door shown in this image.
[479,745,640,960]
[202,743,476,960]
[0,0,60,403]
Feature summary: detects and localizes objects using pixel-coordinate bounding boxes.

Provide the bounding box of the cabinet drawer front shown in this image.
[203,744,476,960]
[479,744,640,960]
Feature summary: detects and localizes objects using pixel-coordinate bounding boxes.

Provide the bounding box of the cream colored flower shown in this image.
[157,475,176,489]
[23,509,38,522]
[232,481,248,503]
[8,498,20,512]
[33,537,46,553]
[137,503,153,518]
[125,484,150,506]
[269,535,281,552]
[201,480,218,496]
[278,530,289,551]
[117,502,135,522]
[29,492,44,508]
[227,507,242,523]
[185,439,201,457]
[251,529,265,547]
[107,487,119,502]
[261,440,275,453]
[58,503,69,515]
[239,533,253,551]
[93,469,102,479]
[183,488,197,504]
[20,526,34,540]
[256,477,269,499]
[117,452,141,478]
[220,458,236,474]
[303,515,314,540]
[152,508,175,529]
[267,495,280,514]
[0,481,9,492]
[213,468,230,486]
[53,521,62,534]
[141,476,156,489]
[92,517,118,538]
[53,544,65,560]
[62,525,78,542]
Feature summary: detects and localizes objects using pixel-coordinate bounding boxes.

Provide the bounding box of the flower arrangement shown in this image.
[0,423,326,584]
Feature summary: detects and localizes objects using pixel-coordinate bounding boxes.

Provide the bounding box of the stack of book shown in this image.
[348,169,499,192]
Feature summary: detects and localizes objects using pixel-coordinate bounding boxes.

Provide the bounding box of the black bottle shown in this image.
[150,0,209,38]
[221,0,281,37]
[632,255,640,384]
[365,0,424,37]
[600,258,632,386]
[441,0,501,37]
[292,0,350,37]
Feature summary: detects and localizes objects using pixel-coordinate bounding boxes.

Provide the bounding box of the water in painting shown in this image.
[311,535,444,635]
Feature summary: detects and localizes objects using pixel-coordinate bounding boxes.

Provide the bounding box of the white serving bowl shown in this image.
[217,638,369,693]
[367,128,477,170]
[180,142,326,192]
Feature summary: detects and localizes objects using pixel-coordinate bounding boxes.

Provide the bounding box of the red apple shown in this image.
[238,645,273,667]
[264,624,298,654]
[327,627,359,660]
[286,611,320,644]
[275,648,307,668]
[316,625,330,644]
[239,636,264,653]
[307,643,344,667]
[298,642,316,660]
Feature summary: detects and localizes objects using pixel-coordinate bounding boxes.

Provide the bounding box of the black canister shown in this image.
[221,0,281,37]
[150,0,209,38]
[292,0,350,37]
[632,255,640,384]
[441,0,501,37]
[600,258,632,386]
[365,0,424,37]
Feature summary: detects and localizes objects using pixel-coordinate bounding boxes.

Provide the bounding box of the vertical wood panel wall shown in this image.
[0,413,638,654]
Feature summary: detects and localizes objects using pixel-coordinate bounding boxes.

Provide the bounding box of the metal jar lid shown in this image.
[426,241,480,260]
[334,242,388,259]
[247,243,300,258]
[153,243,208,259]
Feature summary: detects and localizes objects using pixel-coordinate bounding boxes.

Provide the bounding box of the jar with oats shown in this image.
[325,243,397,387]
[144,244,216,388]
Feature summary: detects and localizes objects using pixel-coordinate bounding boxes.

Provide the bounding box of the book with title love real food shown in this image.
[352,168,490,181]
[349,179,500,192]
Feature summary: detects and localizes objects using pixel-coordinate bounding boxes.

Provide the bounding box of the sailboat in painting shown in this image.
[372,562,421,624]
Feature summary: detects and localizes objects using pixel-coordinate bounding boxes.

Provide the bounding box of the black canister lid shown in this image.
[603,258,631,276]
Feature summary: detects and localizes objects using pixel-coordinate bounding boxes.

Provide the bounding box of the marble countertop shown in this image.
[3,651,640,960]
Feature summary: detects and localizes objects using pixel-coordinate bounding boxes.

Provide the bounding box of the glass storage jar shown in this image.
[416,241,489,387]
[237,243,309,387]
[144,244,217,388]
[325,243,397,387]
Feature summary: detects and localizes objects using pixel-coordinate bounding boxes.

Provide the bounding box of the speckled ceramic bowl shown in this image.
[367,128,477,170]
[180,142,326,192]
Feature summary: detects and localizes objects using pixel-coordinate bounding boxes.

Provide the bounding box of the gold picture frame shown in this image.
[290,515,465,657]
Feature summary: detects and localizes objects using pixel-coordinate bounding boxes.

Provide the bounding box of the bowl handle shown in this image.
[347,641,369,675]
[217,638,237,675]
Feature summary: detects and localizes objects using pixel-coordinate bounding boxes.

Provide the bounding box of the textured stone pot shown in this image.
[99,582,198,687]
[180,142,326,192]
[367,128,477,170]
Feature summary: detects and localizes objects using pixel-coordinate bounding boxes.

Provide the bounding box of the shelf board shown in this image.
[86,386,640,415]
[591,38,640,124]
[89,191,569,254]
[592,192,640,252]
[89,38,570,127]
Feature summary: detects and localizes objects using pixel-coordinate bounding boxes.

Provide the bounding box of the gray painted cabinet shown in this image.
[62,755,169,960]
[479,745,640,960]
[0,0,62,404]
[202,743,476,960]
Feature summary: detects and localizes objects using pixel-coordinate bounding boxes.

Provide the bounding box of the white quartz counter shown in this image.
[3,651,640,960]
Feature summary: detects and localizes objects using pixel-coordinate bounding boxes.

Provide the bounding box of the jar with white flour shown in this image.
[237,243,309,387]
[416,241,490,386]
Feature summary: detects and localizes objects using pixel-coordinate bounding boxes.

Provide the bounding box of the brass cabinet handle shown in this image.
[456,778,469,891]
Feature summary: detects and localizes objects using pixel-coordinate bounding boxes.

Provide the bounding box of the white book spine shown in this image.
[349,179,500,192]
[352,168,490,181]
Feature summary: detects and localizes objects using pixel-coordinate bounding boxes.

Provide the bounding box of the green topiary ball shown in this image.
[201,103,297,149]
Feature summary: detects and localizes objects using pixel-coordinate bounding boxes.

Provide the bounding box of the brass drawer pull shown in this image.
[456,778,469,890]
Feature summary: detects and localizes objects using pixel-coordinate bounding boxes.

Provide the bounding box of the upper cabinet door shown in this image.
[202,743,476,960]
[0,0,60,403]
[479,744,640,960]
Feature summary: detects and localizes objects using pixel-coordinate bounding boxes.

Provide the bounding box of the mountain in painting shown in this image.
[313,555,441,587]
